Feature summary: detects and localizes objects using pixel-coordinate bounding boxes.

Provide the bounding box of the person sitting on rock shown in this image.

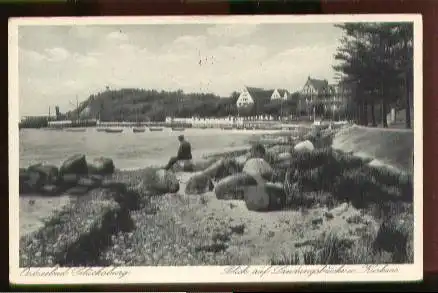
[249,143,266,159]
[164,135,193,171]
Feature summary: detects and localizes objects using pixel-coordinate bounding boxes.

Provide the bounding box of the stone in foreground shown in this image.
[88,157,115,175]
[242,158,273,181]
[294,140,315,152]
[171,159,195,172]
[153,169,180,193]
[19,190,132,267]
[59,154,88,176]
[185,172,214,195]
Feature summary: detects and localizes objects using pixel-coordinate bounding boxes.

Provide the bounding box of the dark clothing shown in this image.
[177,141,192,160]
[164,140,192,170]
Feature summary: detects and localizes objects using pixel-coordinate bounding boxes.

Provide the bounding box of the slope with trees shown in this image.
[333,22,413,128]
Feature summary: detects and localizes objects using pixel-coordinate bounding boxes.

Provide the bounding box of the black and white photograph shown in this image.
[9,15,423,284]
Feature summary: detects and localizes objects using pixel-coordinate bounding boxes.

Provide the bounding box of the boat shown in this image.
[171,127,185,131]
[96,128,106,132]
[104,128,124,133]
[222,126,233,130]
[133,127,146,133]
[64,128,86,132]
[132,110,146,133]
[149,127,164,132]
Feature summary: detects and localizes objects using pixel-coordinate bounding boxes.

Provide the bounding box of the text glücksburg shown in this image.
[20,266,130,279]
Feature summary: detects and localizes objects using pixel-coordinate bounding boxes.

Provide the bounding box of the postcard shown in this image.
[9,14,423,285]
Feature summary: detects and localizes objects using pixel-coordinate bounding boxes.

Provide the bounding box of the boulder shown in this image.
[59,154,88,176]
[294,140,315,152]
[41,184,60,195]
[65,186,91,196]
[243,184,271,211]
[19,168,30,181]
[264,182,286,210]
[101,180,128,194]
[28,164,59,183]
[242,158,273,182]
[214,173,257,200]
[78,177,101,189]
[234,155,249,169]
[277,152,293,161]
[153,169,180,193]
[329,202,349,216]
[203,158,239,180]
[87,157,115,175]
[185,172,214,195]
[58,174,80,191]
[171,159,195,172]
[19,190,132,267]
[21,170,45,193]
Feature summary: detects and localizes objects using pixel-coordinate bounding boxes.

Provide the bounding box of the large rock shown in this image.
[153,169,180,193]
[242,158,273,182]
[294,140,315,152]
[185,172,214,195]
[243,184,270,211]
[20,170,45,194]
[87,157,115,175]
[203,158,240,180]
[19,190,133,267]
[28,164,59,182]
[277,152,293,161]
[57,174,80,192]
[60,154,88,176]
[170,159,195,173]
[214,173,257,200]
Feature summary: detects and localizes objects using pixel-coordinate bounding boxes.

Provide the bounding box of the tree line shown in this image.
[333,22,413,128]
[65,88,303,122]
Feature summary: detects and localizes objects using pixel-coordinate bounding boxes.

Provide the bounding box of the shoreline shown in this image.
[18,125,414,267]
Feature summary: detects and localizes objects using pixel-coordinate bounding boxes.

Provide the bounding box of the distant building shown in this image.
[236,87,255,107]
[236,86,289,108]
[298,76,351,118]
[270,88,289,101]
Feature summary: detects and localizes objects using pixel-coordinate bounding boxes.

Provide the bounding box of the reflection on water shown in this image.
[19,128,275,170]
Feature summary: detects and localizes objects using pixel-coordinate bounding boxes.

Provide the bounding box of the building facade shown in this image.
[298,76,350,119]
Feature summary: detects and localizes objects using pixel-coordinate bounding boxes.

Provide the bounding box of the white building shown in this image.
[236,87,255,107]
[270,89,289,101]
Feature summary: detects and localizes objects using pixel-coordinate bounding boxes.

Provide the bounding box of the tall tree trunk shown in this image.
[363,100,368,126]
[405,70,412,129]
[371,102,377,126]
[381,99,388,128]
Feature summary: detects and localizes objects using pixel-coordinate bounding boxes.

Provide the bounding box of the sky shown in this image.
[17,22,344,116]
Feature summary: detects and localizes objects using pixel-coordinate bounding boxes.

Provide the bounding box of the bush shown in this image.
[373,213,414,263]
[332,169,387,209]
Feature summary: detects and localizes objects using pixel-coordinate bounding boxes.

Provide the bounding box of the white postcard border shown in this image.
[9,14,424,285]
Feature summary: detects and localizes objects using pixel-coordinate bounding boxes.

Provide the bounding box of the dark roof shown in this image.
[277,89,289,97]
[245,86,274,105]
[304,77,329,93]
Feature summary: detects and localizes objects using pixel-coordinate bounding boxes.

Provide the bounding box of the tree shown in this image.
[333,22,413,128]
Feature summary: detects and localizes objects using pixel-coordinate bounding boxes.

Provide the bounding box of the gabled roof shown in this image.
[277,89,289,97]
[304,76,329,93]
[244,86,274,105]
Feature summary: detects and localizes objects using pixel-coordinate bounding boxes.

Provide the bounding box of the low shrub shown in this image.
[373,213,414,264]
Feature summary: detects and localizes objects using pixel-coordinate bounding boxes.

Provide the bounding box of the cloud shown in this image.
[44,47,70,62]
[207,24,258,38]
[20,48,46,63]
[18,24,340,116]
